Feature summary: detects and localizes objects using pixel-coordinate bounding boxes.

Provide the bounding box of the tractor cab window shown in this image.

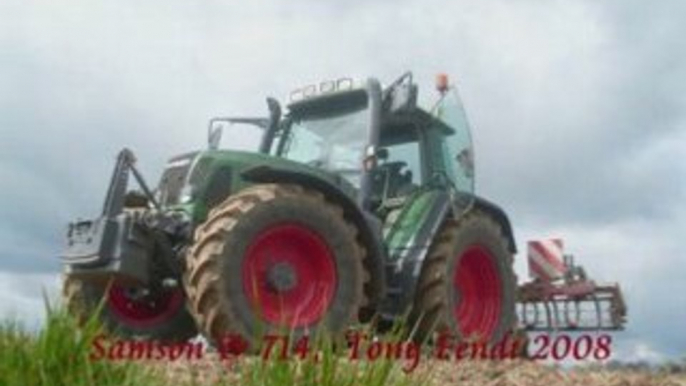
[431,90,475,197]
[277,93,369,188]
[370,125,422,209]
[382,142,421,187]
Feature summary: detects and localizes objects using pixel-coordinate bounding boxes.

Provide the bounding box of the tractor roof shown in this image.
[381,108,455,146]
[287,88,367,119]
[287,88,454,135]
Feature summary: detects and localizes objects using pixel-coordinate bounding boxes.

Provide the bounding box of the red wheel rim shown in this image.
[107,283,184,328]
[242,223,337,327]
[453,245,502,340]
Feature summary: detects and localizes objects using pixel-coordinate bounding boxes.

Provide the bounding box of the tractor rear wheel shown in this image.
[62,276,197,341]
[411,210,516,345]
[184,183,368,347]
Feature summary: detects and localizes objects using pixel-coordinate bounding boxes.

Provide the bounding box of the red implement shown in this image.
[516,239,627,331]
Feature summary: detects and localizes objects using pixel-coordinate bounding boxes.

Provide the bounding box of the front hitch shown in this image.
[62,149,164,285]
[101,148,160,218]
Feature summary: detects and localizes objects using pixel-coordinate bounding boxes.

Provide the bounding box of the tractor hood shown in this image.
[158,149,359,220]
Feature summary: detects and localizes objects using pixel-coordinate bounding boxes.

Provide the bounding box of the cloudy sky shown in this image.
[1,0,684,362]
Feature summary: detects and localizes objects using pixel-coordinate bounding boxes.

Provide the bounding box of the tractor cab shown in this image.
[200,72,475,219]
[268,72,476,217]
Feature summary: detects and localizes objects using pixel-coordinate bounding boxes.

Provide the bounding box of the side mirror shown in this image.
[388,84,418,113]
[384,72,418,113]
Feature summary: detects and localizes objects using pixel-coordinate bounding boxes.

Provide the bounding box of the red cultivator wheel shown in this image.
[453,245,503,340]
[242,223,337,326]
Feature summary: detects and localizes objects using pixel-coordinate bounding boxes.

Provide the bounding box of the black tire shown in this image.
[411,209,517,345]
[62,275,197,341]
[184,183,369,348]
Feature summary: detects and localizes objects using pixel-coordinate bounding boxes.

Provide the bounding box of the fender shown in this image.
[471,196,517,254]
[379,190,451,318]
[241,165,386,315]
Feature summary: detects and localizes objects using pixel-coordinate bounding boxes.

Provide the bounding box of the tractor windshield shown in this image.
[277,95,369,187]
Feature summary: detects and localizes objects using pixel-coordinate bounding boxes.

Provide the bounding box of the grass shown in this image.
[0,307,163,386]
[229,321,418,386]
[0,299,421,386]
[3,302,686,386]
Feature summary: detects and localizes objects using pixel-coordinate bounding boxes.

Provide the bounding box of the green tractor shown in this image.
[62,72,518,346]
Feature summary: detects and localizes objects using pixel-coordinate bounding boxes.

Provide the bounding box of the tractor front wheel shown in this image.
[62,276,197,341]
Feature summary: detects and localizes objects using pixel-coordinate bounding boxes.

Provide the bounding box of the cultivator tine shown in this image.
[517,283,627,332]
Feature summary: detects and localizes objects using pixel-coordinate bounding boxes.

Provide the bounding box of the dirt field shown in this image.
[152,355,686,386]
[421,360,686,386]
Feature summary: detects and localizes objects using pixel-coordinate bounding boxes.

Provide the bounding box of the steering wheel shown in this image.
[381,161,408,173]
